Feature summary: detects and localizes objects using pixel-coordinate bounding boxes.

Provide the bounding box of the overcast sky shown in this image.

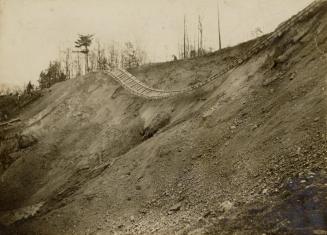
[0,0,313,87]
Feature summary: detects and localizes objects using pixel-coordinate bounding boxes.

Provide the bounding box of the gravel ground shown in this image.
[0,6,327,235]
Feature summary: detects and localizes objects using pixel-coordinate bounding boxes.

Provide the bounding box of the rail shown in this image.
[104,0,327,100]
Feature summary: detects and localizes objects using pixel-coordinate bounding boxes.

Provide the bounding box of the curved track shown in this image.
[105,0,327,100]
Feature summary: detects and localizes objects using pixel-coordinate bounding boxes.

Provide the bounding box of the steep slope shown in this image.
[1,3,327,235]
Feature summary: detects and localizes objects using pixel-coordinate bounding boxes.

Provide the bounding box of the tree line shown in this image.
[176,15,215,60]
[37,35,148,89]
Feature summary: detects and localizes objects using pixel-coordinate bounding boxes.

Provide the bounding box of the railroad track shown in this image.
[105,0,327,100]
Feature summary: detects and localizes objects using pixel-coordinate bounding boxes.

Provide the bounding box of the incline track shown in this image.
[105,0,327,100]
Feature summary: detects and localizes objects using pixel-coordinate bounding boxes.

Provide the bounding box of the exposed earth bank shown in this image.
[0,5,327,235]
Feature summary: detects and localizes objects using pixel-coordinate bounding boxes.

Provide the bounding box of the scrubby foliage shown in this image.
[38,61,67,89]
[121,42,147,69]
[0,89,41,122]
[0,95,18,122]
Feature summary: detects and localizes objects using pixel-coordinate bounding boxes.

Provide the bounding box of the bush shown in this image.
[38,61,67,89]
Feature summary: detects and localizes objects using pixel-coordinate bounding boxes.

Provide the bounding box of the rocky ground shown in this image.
[0,5,327,235]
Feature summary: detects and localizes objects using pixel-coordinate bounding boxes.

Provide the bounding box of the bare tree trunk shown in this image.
[65,48,71,79]
[217,0,222,50]
[184,15,186,59]
[198,15,203,55]
[77,54,81,76]
[85,54,89,73]
[186,30,190,58]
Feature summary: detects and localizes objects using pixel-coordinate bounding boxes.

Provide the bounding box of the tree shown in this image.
[38,61,67,89]
[121,42,147,69]
[74,34,94,73]
[198,15,204,56]
[25,81,34,95]
[108,42,118,68]
[217,0,222,50]
[75,54,82,76]
[89,50,97,71]
[64,48,72,79]
[96,41,108,70]
[184,15,186,59]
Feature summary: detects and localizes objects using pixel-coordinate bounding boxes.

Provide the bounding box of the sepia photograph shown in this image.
[0,0,326,234]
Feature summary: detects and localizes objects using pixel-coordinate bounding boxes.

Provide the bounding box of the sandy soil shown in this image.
[0,6,327,235]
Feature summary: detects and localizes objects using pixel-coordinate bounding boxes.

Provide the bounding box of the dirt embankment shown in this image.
[0,5,327,235]
[0,93,41,176]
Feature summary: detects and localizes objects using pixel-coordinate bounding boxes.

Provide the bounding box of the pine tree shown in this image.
[25,81,34,95]
[74,34,94,73]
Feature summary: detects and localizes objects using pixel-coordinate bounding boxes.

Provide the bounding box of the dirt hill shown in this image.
[0,3,327,235]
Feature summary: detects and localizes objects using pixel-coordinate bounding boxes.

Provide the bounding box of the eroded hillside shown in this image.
[0,3,327,235]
